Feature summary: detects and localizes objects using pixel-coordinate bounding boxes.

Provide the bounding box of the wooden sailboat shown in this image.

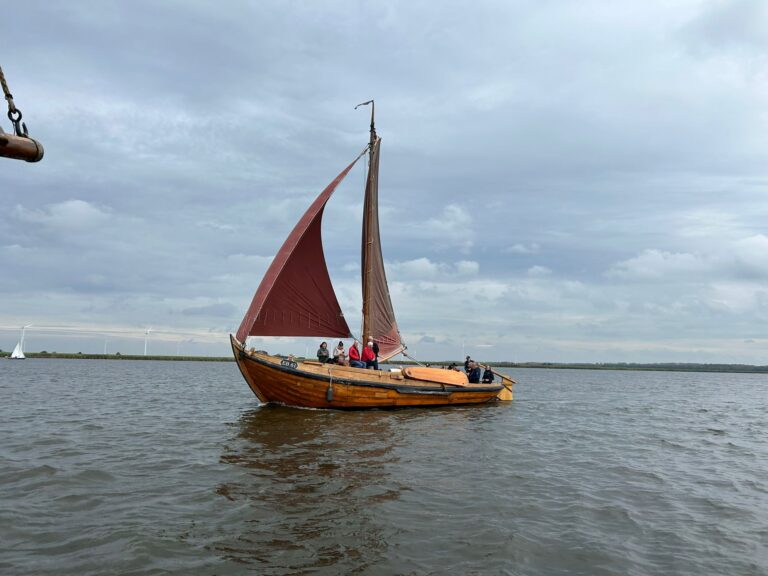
[231,103,514,408]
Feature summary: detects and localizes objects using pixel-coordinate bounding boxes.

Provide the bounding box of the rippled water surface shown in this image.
[1,360,766,575]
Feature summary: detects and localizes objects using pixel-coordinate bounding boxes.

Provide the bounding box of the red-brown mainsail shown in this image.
[231,103,515,408]
[361,130,404,361]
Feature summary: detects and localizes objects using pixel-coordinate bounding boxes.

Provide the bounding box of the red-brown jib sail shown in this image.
[236,150,367,343]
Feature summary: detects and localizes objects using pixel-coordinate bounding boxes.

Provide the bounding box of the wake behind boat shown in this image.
[231,103,514,408]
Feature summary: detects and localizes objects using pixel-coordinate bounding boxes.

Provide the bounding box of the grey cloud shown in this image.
[682,0,768,54]
[2,1,768,361]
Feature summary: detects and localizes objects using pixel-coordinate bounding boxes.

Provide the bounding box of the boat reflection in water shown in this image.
[214,404,498,572]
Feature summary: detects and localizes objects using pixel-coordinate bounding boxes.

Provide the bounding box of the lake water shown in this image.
[0,360,766,575]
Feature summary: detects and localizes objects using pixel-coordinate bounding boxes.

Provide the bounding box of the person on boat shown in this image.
[368,337,380,365]
[348,340,365,368]
[362,341,377,370]
[332,341,346,365]
[317,341,330,363]
[482,365,495,383]
[468,361,482,384]
[464,355,472,373]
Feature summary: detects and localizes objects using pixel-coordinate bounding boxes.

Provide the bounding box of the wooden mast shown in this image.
[359,100,377,345]
[356,100,404,359]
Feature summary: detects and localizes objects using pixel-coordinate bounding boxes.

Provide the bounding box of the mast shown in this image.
[359,100,377,343]
[356,100,404,360]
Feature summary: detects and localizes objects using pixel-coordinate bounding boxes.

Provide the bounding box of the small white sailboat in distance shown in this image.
[9,324,31,359]
[10,342,25,359]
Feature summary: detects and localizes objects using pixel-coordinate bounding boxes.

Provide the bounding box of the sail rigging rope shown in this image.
[0,64,30,137]
[401,349,425,367]
[0,65,17,113]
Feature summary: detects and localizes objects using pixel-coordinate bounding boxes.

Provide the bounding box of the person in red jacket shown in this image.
[362,341,377,369]
[348,341,365,368]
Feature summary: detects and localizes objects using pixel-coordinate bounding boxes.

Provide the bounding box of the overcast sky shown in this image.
[2,0,767,362]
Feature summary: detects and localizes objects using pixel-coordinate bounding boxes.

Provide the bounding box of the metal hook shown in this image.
[7,109,26,137]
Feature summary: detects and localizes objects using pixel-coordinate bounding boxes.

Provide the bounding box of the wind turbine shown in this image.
[144,328,152,356]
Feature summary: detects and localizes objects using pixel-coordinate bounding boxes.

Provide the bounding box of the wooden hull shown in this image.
[231,335,509,409]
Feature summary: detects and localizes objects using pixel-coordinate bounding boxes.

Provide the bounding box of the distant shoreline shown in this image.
[2,352,768,373]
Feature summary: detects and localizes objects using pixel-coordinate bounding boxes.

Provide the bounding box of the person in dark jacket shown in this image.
[317,341,330,363]
[468,361,481,384]
[482,365,495,383]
